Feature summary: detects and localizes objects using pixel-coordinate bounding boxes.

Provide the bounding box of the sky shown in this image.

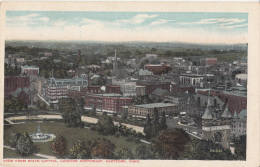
[6,11,248,44]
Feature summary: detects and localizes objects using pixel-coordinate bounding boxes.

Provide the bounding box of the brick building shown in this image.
[196,89,247,115]
[128,103,177,118]
[44,77,88,104]
[106,85,122,94]
[68,86,102,98]
[144,63,171,75]
[5,76,30,104]
[84,93,132,113]
[200,58,218,66]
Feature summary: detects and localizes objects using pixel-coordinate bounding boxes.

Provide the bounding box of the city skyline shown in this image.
[6,11,248,44]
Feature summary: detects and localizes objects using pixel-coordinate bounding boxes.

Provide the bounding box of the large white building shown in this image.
[179,74,204,87]
[44,76,88,104]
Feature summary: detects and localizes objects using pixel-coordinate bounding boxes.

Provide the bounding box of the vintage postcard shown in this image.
[0,2,260,167]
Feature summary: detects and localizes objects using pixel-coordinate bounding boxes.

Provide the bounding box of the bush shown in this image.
[115,146,134,159]
[51,135,67,157]
[16,132,34,156]
[96,115,115,135]
[91,138,115,159]
[70,140,90,159]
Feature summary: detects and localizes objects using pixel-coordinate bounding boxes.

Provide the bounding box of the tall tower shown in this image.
[113,49,118,76]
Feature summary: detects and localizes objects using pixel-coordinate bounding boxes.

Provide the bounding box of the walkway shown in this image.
[4,145,57,159]
[5,114,144,134]
[37,94,50,106]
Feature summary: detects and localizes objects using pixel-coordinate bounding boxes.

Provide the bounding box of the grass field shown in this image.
[4,122,140,158]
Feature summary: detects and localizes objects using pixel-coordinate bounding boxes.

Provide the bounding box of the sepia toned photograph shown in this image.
[2,10,249,161]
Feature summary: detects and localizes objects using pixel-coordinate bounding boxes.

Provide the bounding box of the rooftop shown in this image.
[22,65,39,69]
[134,103,176,109]
[88,93,123,97]
[180,73,204,77]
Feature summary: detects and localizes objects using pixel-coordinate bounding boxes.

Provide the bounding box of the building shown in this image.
[106,85,122,94]
[4,76,30,104]
[137,80,171,95]
[136,85,146,96]
[235,73,247,86]
[144,63,171,75]
[68,86,102,98]
[164,94,189,111]
[128,103,177,118]
[120,82,137,97]
[171,84,195,94]
[44,52,53,57]
[179,74,204,87]
[87,65,101,73]
[201,97,232,149]
[16,58,25,64]
[196,89,247,115]
[200,58,218,66]
[194,92,225,108]
[231,109,247,137]
[138,69,153,79]
[21,65,39,76]
[149,88,170,102]
[84,93,132,113]
[44,76,88,104]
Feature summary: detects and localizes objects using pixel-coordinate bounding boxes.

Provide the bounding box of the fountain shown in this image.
[30,125,56,142]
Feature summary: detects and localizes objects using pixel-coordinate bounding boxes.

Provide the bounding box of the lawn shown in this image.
[4,122,140,158]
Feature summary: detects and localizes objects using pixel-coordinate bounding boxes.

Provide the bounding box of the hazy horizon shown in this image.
[6,11,248,45]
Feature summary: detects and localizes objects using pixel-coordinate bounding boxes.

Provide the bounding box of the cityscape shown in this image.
[4,11,247,160]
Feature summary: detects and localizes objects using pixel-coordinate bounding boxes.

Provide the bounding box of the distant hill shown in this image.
[6,40,247,52]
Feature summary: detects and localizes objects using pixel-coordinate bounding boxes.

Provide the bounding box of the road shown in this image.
[167,117,203,139]
[5,114,144,134]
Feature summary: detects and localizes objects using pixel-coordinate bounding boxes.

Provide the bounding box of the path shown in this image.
[5,114,144,134]
[4,145,57,159]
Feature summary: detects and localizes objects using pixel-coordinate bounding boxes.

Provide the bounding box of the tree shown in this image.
[51,135,67,157]
[159,111,167,130]
[151,108,160,137]
[70,140,90,159]
[234,135,246,160]
[96,115,115,135]
[190,139,234,160]
[9,132,21,148]
[121,111,128,120]
[16,132,34,156]
[116,146,134,159]
[59,98,83,128]
[153,129,190,159]
[90,105,96,116]
[4,97,24,113]
[135,144,154,159]
[77,97,85,113]
[143,114,152,139]
[91,138,115,159]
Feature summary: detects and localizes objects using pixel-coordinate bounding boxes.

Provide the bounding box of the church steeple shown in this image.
[202,89,213,120]
[221,104,232,118]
